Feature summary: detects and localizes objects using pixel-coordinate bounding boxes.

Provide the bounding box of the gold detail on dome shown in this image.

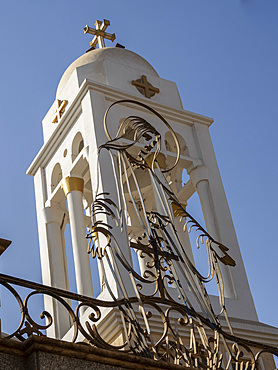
[52,99,68,124]
[84,19,116,49]
[132,75,160,99]
[62,177,84,196]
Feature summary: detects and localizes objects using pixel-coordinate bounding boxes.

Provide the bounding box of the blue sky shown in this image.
[0,0,277,333]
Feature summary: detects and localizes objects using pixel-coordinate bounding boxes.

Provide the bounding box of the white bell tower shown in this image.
[26,20,277,368]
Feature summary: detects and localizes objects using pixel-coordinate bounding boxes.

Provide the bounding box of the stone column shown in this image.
[136,248,155,278]
[189,166,235,298]
[62,177,94,298]
[43,206,71,338]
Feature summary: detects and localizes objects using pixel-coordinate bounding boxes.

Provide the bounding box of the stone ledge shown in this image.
[0,336,192,370]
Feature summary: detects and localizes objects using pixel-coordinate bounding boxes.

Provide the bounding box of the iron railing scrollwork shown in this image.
[0,273,277,369]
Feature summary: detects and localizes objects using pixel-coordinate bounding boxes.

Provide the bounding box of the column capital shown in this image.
[43,206,66,224]
[62,177,84,196]
[188,165,209,188]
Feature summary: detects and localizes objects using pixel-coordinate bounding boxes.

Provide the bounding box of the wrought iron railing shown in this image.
[0,272,277,369]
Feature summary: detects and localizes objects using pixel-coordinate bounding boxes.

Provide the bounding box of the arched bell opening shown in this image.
[71,132,84,162]
[165,130,189,157]
[51,163,63,192]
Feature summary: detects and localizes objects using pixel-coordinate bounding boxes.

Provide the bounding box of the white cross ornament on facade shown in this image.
[84,19,116,49]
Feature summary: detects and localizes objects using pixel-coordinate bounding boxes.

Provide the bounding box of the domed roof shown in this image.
[56,47,159,98]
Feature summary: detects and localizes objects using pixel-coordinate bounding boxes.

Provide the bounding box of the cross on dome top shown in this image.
[84,19,116,49]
